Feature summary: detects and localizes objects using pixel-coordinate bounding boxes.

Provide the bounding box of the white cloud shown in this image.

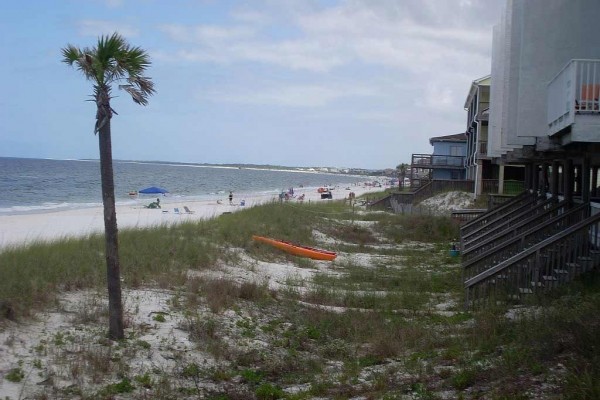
[157,0,494,76]
[77,20,139,38]
[200,83,378,107]
[415,83,456,110]
[159,24,256,44]
[154,0,499,162]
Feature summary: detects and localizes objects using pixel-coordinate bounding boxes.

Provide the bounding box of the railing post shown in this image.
[551,161,560,197]
[532,163,540,193]
[592,167,599,198]
[583,156,591,202]
[565,159,574,201]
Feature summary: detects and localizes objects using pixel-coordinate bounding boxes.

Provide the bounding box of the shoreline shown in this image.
[0,184,384,250]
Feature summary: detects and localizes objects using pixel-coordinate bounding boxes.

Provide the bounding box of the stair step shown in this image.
[565,263,580,270]
[554,269,569,275]
[542,275,558,281]
[519,288,533,294]
[531,281,544,287]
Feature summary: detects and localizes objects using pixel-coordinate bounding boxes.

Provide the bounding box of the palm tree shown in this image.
[396,163,408,191]
[62,33,155,340]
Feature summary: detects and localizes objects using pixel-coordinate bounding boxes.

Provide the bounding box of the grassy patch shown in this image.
[1,198,599,398]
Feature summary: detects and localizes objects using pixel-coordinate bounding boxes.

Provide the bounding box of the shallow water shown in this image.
[0,157,368,215]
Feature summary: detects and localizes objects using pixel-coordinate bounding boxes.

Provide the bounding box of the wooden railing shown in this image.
[371,180,475,214]
[460,191,531,236]
[451,209,488,224]
[461,192,541,243]
[465,206,600,309]
[481,179,498,194]
[462,200,576,263]
[462,202,589,281]
[411,154,465,168]
[462,196,559,251]
[487,194,517,209]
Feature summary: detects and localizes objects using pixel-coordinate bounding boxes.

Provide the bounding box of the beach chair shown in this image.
[174,207,181,214]
[183,206,195,214]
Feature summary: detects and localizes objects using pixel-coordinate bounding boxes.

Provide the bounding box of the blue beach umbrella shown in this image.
[138,186,169,194]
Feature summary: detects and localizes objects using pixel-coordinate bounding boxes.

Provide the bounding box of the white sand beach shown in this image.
[0,184,381,250]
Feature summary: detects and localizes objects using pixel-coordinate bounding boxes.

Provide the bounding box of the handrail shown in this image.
[465,207,600,289]
[460,190,530,234]
[463,198,569,253]
[462,194,552,246]
[451,209,488,224]
[462,202,589,280]
[462,199,574,261]
[412,180,433,197]
[367,194,391,208]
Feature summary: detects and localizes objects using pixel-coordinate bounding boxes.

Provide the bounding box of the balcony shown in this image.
[479,141,488,156]
[548,59,600,141]
[411,154,465,169]
[476,102,490,123]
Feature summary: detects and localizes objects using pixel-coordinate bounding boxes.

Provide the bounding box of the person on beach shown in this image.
[145,200,160,209]
[229,191,233,204]
[156,198,160,207]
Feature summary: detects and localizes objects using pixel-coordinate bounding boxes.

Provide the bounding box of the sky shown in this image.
[0,0,504,170]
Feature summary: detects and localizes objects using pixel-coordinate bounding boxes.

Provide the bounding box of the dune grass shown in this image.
[1,198,599,398]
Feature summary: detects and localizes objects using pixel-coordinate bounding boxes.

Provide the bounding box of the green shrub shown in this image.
[452,368,477,390]
[255,382,284,400]
[6,367,24,383]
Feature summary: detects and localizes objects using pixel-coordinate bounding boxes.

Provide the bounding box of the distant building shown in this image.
[464,75,493,195]
[463,75,525,196]
[410,133,466,188]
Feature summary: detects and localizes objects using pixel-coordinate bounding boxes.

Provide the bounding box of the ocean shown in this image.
[0,157,369,215]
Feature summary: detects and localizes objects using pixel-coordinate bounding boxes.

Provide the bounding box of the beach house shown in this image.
[464,75,492,196]
[462,0,600,308]
[463,75,525,198]
[409,133,467,189]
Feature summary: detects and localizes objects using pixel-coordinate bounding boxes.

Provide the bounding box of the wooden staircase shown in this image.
[461,193,600,308]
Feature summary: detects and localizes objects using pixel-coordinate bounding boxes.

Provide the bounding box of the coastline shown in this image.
[0,184,382,250]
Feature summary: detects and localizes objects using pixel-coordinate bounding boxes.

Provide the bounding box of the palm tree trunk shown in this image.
[97,88,124,340]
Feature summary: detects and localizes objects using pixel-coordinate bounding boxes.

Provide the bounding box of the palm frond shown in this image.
[61,45,80,65]
[63,32,155,109]
[119,85,145,105]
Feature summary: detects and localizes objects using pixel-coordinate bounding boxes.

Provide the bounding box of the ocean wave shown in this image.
[0,201,102,215]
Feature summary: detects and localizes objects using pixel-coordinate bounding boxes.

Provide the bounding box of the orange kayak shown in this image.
[252,235,337,261]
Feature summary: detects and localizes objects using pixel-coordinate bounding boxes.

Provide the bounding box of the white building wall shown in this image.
[489,23,503,157]
[489,0,600,157]
[516,0,600,140]
[505,0,535,148]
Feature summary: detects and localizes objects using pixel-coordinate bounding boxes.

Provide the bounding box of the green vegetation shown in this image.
[5,367,25,383]
[0,198,598,398]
